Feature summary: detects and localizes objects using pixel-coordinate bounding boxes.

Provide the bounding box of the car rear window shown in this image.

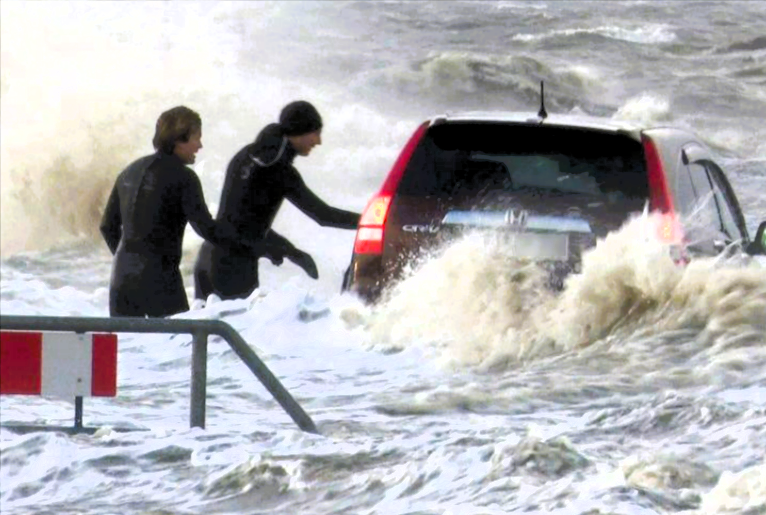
[397,122,649,200]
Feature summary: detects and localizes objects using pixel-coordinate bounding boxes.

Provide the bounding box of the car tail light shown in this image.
[656,213,683,245]
[354,197,390,254]
[642,134,672,214]
[353,121,429,255]
[642,134,688,263]
[643,135,679,242]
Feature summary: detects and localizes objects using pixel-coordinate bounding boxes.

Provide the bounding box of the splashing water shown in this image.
[363,213,766,372]
[613,93,673,125]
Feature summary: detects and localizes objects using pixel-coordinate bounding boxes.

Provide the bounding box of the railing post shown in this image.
[1,316,319,434]
[225,333,319,434]
[74,396,84,431]
[190,330,208,429]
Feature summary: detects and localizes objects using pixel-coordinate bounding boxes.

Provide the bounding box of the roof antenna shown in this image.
[537,80,548,121]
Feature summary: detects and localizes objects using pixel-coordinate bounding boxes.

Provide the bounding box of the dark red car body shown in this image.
[342,112,765,303]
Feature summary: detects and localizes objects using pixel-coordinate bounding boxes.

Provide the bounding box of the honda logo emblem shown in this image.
[505,209,528,227]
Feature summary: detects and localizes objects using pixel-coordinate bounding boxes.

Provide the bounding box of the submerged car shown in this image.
[342,101,766,303]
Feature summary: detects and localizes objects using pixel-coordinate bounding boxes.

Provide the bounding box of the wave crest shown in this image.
[364,213,766,371]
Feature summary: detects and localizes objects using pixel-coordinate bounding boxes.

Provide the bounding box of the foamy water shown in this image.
[2,2,766,514]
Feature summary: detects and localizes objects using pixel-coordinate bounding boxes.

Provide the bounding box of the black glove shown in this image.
[258,241,289,266]
[287,249,318,279]
[265,249,285,266]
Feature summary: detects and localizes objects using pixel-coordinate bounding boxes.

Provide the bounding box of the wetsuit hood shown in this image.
[279,100,323,136]
[249,123,296,167]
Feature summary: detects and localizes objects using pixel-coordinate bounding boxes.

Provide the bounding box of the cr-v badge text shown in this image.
[402,224,440,233]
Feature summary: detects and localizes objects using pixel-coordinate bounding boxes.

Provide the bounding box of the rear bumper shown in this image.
[341,254,386,304]
[343,251,580,303]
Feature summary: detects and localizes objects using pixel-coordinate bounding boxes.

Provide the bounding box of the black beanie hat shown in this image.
[279,101,323,136]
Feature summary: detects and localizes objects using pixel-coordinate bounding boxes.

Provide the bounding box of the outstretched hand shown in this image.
[288,250,319,279]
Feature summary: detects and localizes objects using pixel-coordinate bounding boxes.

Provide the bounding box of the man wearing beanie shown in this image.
[193,100,361,302]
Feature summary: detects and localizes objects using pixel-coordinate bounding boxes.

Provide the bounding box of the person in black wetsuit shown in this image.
[100,106,280,318]
[193,100,360,301]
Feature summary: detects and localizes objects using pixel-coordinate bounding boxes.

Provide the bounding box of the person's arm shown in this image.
[284,167,360,229]
[182,169,253,250]
[99,182,122,255]
[264,230,318,279]
[264,230,297,255]
[182,170,285,256]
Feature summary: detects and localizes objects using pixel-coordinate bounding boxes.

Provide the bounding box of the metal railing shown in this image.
[0,315,318,434]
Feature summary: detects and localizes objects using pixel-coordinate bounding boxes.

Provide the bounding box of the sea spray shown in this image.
[364,213,766,371]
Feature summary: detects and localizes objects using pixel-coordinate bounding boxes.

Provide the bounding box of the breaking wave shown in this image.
[612,93,672,125]
[511,24,677,45]
[0,2,234,256]
[362,213,766,372]
[352,51,617,115]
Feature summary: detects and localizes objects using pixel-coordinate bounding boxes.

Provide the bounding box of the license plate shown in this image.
[442,210,591,233]
[502,231,569,260]
[441,210,587,261]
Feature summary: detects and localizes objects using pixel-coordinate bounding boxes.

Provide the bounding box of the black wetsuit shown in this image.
[193,123,360,300]
[100,152,259,317]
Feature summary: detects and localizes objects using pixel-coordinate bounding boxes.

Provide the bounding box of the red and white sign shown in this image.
[0,331,117,398]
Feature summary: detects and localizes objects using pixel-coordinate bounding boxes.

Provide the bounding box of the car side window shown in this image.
[701,160,745,243]
[675,165,697,217]
[686,163,725,235]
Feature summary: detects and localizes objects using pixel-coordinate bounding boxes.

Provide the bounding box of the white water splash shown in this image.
[362,213,766,371]
[612,93,673,125]
[699,462,766,514]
